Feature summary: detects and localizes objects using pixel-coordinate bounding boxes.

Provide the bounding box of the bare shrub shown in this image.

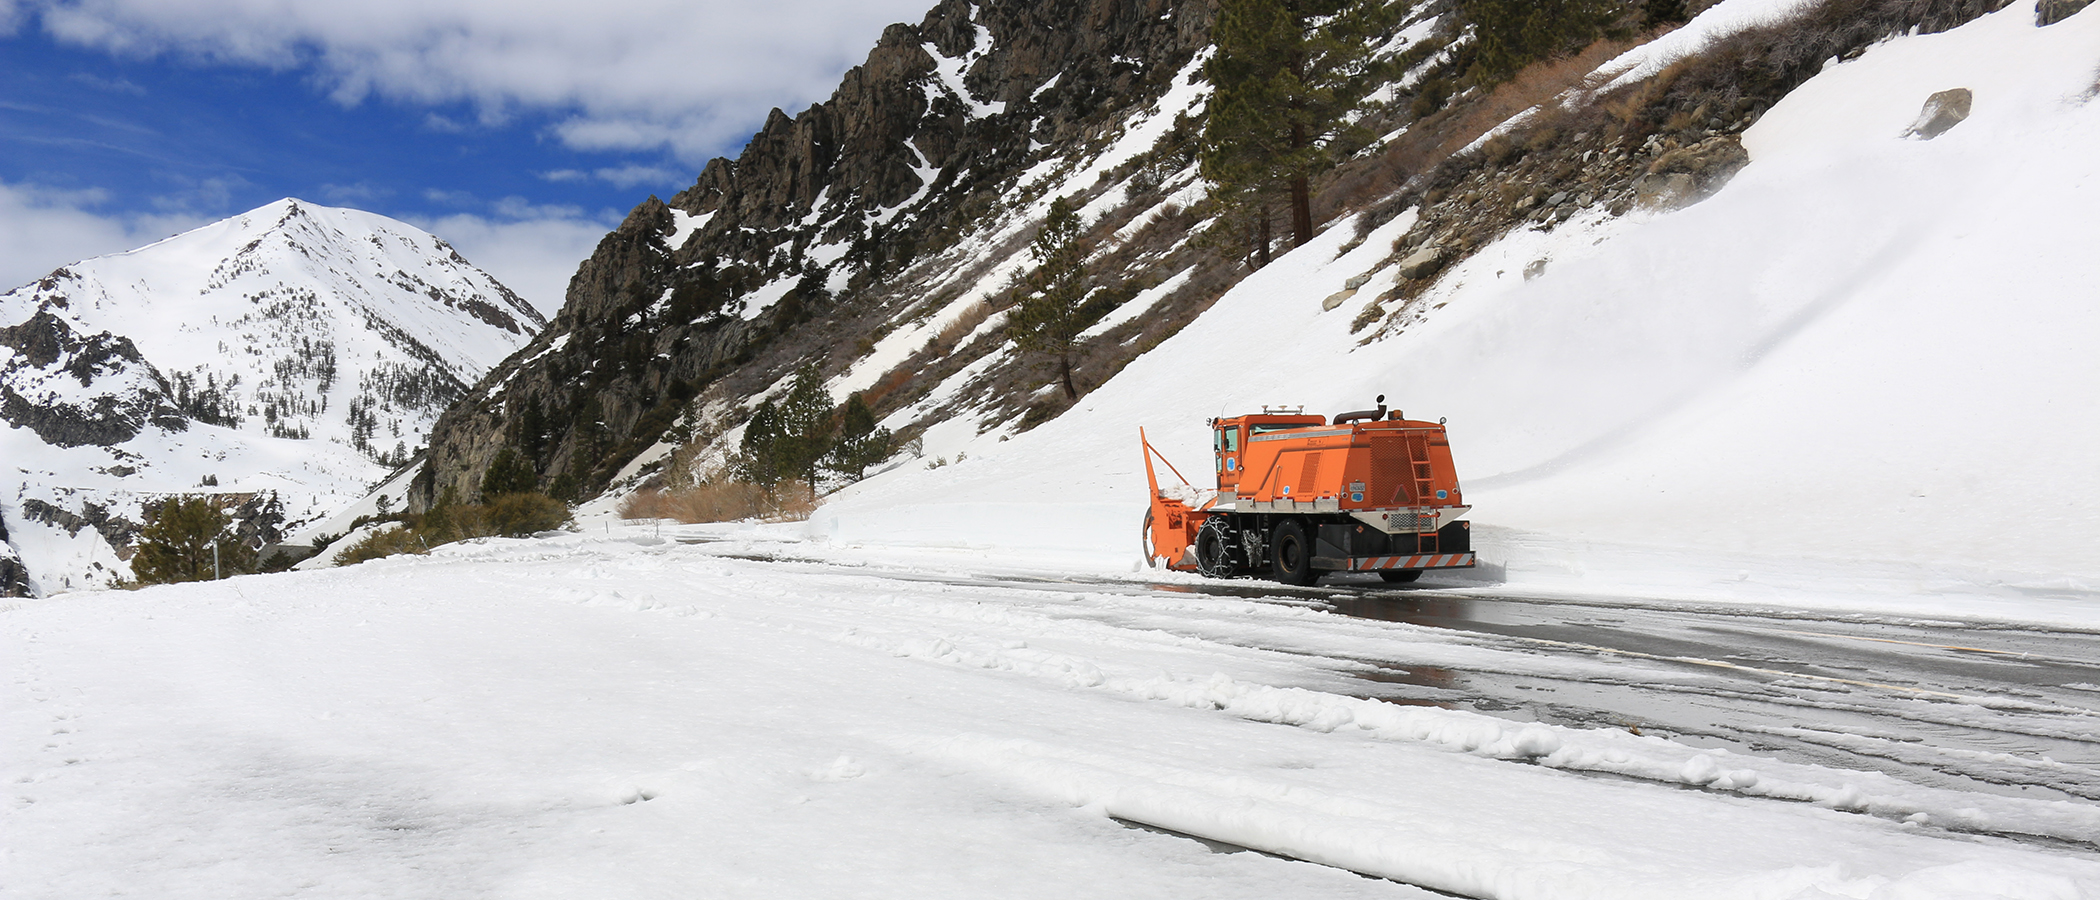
[1609,0,2012,136]
[934,300,993,355]
[619,481,817,524]
[618,487,671,520]
[1386,37,1639,179]
[861,367,917,409]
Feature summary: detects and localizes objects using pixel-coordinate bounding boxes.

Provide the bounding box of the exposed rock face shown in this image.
[416,0,1218,507]
[0,307,184,448]
[1904,88,1973,139]
[0,513,28,598]
[2037,0,2094,25]
[19,497,144,552]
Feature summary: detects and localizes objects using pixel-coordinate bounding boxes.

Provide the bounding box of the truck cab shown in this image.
[1212,412,1323,500]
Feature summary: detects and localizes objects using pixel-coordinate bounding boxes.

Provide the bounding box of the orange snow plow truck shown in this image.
[1142,395,1473,585]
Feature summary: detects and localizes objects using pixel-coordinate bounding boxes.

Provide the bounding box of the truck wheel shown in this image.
[1270,520,1317,586]
[1194,516,1239,579]
[1140,509,1158,568]
[1379,569,1423,583]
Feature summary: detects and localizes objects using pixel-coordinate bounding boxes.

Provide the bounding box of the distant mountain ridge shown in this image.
[0,198,545,596]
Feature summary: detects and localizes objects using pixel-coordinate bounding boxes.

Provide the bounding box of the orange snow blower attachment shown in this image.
[1142,396,1474,584]
[1140,427,1213,570]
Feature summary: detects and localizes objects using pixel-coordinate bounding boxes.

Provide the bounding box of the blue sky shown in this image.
[0,0,932,312]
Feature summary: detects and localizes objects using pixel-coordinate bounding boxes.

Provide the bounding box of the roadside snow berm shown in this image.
[1142,396,1474,585]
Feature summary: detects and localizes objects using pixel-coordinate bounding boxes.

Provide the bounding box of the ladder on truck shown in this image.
[1406,431,1438,552]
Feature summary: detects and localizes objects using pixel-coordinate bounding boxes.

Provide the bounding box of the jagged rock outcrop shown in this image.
[0,307,186,447]
[0,512,28,598]
[2036,0,2093,25]
[417,0,1219,507]
[18,496,144,552]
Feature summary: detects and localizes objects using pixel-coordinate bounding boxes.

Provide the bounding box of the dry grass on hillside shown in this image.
[1421,38,1641,166]
[933,300,995,356]
[618,482,817,523]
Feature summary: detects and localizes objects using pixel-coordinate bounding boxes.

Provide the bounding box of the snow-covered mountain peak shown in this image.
[1,198,547,595]
[4,197,545,463]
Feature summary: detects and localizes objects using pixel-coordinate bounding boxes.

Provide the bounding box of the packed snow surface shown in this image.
[813,2,2100,616]
[5,526,2095,898]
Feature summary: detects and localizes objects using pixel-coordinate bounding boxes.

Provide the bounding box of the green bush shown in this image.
[333,492,572,567]
[335,525,425,566]
[484,493,571,537]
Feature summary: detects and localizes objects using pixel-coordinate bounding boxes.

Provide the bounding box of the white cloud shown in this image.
[147,173,247,213]
[540,165,679,190]
[489,195,584,222]
[0,180,208,291]
[66,70,146,93]
[592,164,679,190]
[23,0,937,161]
[421,112,469,133]
[423,187,477,207]
[409,208,619,318]
[319,181,393,204]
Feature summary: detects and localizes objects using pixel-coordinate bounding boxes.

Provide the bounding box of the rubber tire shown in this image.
[1140,509,1159,568]
[1194,516,1239,579]
[1270,519,1318,586]
[1379,569,1423,583]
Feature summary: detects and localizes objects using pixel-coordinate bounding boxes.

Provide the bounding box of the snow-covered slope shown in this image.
[808,1,2100,613]
[0,199,545,595]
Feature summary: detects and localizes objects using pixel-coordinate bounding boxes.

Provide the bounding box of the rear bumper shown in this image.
[1344,552,1475,571]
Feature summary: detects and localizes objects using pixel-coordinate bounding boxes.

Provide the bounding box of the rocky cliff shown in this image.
[416,0,2023,511]
[417,0,1232,506]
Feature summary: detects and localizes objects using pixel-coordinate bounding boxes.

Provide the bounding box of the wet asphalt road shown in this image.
[954,564,2099,805]
[1304,581,2100,804]
[702,540,2100,807]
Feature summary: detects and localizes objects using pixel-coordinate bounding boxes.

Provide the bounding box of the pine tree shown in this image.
[132,497,255,585]
[1458,0,1615,83]
[825,393,894,482]
[739,365,836,492]
[479,447,537,499]
[738,399,787,487]
[1007,196,1090,400]
[1202,0,1394,263]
